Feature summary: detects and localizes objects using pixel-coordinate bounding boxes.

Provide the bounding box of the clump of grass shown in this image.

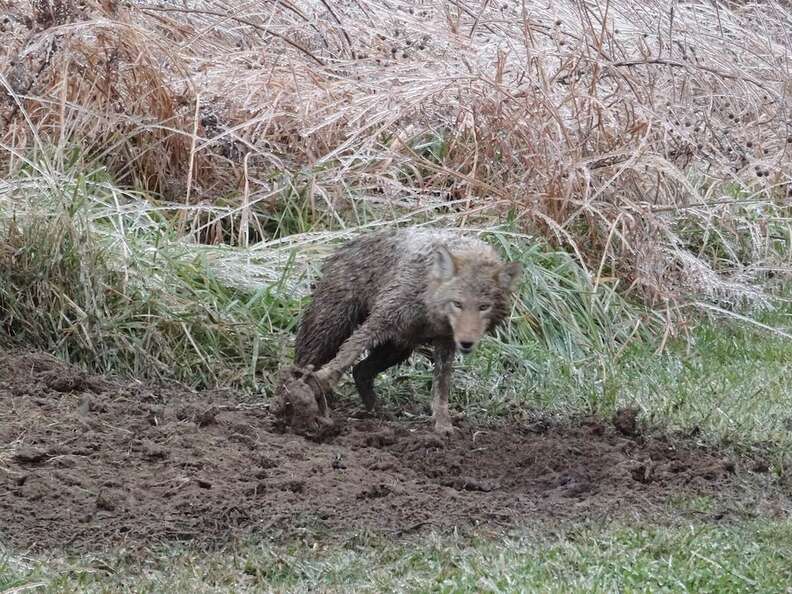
[0,180,302,390]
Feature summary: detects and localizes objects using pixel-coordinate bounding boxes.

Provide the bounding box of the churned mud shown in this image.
[0,351,788,553]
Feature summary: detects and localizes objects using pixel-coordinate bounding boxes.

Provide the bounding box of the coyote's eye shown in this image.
[451,300,463,309]
[479,303,492,312]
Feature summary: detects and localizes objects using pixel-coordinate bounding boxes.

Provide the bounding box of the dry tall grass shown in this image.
[2,0,791,316]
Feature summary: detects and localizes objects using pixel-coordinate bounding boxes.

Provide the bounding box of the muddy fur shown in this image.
[293,227,522,434]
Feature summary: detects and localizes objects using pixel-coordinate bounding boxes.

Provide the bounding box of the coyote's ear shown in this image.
[431,245,456,282]
[498,261,522,291]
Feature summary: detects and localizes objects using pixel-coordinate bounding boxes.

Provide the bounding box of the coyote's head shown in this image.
[429,245,522,354]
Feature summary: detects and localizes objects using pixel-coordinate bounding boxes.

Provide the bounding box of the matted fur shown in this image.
[294,227,521,434]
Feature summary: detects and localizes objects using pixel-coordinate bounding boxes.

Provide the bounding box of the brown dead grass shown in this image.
[1,0,791,309]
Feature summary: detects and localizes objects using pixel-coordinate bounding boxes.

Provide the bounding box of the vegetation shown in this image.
[2,0,792,590]
[3,520,792,593]
[3,0,790,309]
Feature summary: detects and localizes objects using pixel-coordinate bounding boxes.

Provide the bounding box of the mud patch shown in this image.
[0,351,788,553]
[612,406,640,436]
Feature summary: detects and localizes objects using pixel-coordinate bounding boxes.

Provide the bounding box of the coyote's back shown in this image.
[295,227,518,366]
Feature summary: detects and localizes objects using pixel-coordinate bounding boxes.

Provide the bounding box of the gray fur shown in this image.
[294,227,522,434]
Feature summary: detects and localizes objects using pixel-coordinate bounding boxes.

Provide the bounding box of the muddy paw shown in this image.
[311,368,340,395]
[273,364,336,440]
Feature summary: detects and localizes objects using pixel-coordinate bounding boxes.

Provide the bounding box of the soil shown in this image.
[1,351,789,553]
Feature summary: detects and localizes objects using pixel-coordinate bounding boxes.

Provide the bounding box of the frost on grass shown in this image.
[1,0,791,315]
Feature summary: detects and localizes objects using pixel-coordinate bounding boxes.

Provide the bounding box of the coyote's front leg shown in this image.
[431,339,456,435]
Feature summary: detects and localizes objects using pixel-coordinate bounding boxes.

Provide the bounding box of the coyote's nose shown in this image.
[458,341,474,353]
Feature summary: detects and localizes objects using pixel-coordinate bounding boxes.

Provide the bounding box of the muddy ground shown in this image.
[1,351,789,553]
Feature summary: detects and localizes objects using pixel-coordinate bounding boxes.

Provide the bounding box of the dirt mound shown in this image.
[0,351,787,553]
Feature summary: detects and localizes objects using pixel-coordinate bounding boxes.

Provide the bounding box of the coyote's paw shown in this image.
[312,367,341,394]
[273,364,336,440]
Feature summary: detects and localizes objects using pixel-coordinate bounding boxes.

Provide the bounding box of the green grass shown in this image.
[3,520,791,593]
[0,199,299,391]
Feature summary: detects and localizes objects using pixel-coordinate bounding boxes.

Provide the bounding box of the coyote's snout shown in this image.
[293,227,522,435]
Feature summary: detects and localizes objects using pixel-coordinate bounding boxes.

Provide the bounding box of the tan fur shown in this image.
[294,227,522,435]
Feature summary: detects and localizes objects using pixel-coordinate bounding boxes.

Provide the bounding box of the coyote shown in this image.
[294,227,522,435]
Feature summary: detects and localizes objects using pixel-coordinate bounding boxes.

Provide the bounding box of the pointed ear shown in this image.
[431,245,456,282]
[498,261,522,291]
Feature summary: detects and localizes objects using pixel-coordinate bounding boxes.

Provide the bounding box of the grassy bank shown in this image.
[0,173,648,388]
[3,181,792,451]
